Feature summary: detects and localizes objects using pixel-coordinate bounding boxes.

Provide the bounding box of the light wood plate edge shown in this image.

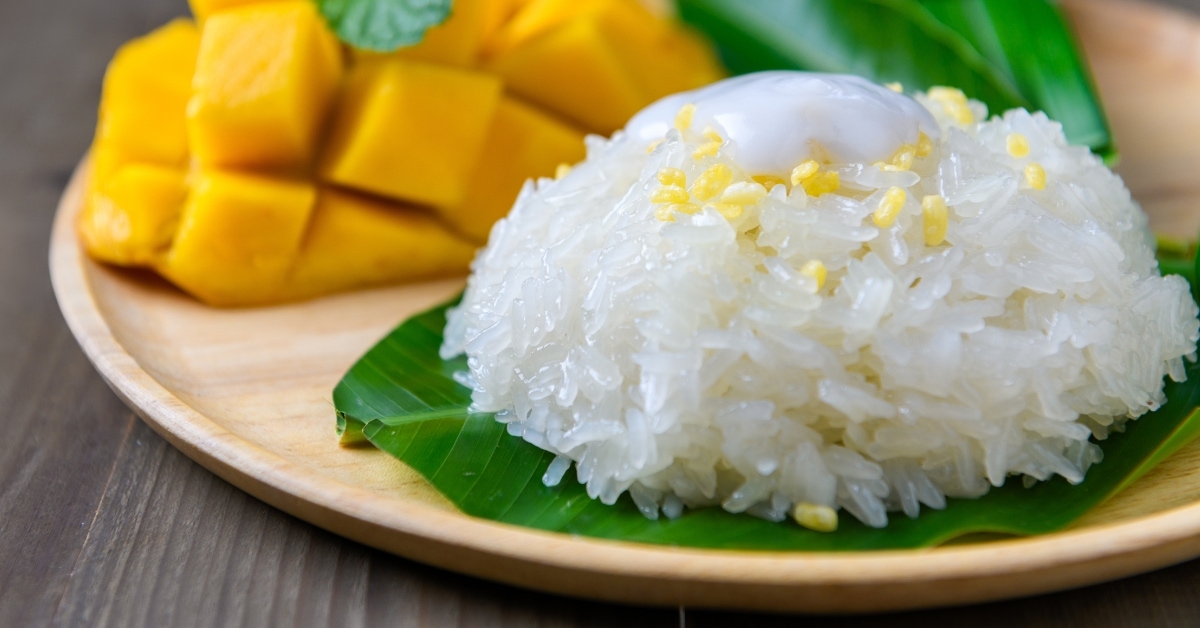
[46,4,1200,613]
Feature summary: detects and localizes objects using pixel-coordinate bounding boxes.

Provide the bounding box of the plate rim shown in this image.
[48,3,1200,612]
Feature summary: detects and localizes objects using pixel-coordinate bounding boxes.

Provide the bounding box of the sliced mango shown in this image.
[486,0,662,59]
[648,28,727,98]
[487,0,722,134]
[160,171,316,305]
[288,189,477,299]
[319,58,502,207]
[188,0,266,21]
[491,18,642,133]
[79,163,188,265]
[96,18,199,168]
[443,97,585,242]
[188,1,343,169]
[396,0,491,67]
[83,5,724,306]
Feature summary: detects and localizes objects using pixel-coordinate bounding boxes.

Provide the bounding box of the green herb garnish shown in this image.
[316,0,452,52]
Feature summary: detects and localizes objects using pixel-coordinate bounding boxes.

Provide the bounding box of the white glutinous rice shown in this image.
[440,72,1200,529]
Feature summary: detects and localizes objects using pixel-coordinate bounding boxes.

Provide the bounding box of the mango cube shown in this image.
[288,189,477,299]
[489,14,644,133]
[188,0,268,21]
[396,0,490,67]
[443,97,585,242]
[160,171,316,305]
[78,163,188,265]
[485,0,660,59]
[319,59,502,207]
[188,2,343,169]
[488,0,722,133]
[96,19,199,168]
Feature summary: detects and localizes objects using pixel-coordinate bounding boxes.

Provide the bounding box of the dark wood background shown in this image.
[5,0,1200,625]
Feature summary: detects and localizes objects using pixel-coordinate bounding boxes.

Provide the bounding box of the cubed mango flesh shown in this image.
[82,4,724,306]
[442,97,585,242]
[319,59,502,207]
[78,163,188,265]
[188,1,343,169]
[487,0,722,134]
[287,189,477,300]
[96,18,199,168]
[159,171,316,305]
[490,17,643,133]
[188,0,268,21]
[395,0,490,67]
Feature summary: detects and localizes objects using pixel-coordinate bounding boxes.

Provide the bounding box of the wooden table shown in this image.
[7,0,1200,625]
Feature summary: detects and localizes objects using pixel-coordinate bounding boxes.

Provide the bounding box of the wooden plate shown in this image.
[49,0,1200,613]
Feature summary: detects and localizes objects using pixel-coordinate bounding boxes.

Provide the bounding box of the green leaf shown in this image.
[335,299,1200,551]
[916,0,1114,160]
[676,0,1114,159]
[316,0,452,52]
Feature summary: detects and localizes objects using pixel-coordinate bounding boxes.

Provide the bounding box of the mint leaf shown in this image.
[316,0,453,52]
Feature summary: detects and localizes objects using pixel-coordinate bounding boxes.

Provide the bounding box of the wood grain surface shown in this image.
[8,0,1200,625]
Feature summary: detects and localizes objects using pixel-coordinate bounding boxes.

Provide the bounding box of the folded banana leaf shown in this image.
[330,0,1188,550]
[676,0,1115,161]
[333,292,1200,551]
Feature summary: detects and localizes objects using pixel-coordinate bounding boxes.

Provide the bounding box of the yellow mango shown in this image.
[160,171,316,305]
[484,0,656,59]
[394,0,491,67]
[647,27,726,98]
[443,97,585,242]
[489,17,642,133]
[188,0,266,21]
[188,2,343,169]
[319,58,502,207]
[482,0,528,45]
[78,163,188,266]
[96,19,199,168]
[488,0,722,133]
[288,189,477,299]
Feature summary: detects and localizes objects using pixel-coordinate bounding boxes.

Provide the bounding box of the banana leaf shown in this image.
[333,297,1200,551]
[675,0,1115,161]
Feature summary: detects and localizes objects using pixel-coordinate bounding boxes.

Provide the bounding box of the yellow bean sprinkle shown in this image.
[555,163,572,179]
[916,132,933,157]
[800,171,840,197]
[655,205,676,222]
[922,194,948,246]
[650,185,689,204]
[753,174,786,190]
[672,202,701,215]
[690,163,733,201]
[1007,133,1030,158]
[790,160,821,186]
[693,141,721,160]
[1025,162,1047,190]
[674,103,696,131]
[874,187,907,228]
[891,144,916,171]
[799,260,827,290]
[720,181,768,206]
[885,81,903,93]
[793,503,838,532]
[656,167,686,188]
[928,86,974,125]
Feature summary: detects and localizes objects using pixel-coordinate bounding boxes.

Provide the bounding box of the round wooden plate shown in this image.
[49,0,1200,613]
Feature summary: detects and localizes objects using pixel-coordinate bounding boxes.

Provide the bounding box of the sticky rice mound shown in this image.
[441,83,1199,528]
